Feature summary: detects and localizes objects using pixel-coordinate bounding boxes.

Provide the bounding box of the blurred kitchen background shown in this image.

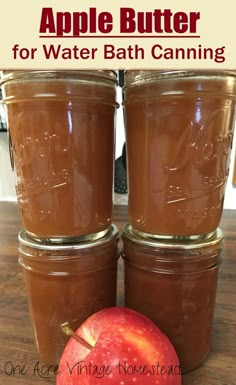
[0,82,236,208]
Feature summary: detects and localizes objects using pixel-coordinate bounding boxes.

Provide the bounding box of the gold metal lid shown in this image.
[132,228,215,242]
[122,224,223,250]
[26,227,110,245]
[18,224,118,251]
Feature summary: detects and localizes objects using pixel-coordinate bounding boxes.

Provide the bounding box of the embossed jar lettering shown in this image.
[124,70,236,237]
[1,70,117,240]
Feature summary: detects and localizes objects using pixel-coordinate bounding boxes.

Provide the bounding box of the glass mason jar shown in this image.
[124,70,236,239]
[122,224,223,373]
[1,70,117,242]
[18,225,119,365]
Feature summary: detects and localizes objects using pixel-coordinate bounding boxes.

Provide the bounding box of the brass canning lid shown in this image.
[26,227,110,245]
[132,228,215,242]
[122,224,223,250]
[18,224,118,251]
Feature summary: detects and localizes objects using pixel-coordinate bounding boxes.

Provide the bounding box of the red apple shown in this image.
[57,307,181,385]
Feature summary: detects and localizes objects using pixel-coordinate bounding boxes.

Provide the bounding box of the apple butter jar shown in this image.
[1,70,117,241]
[122,224,223,373]
[124,70,236,239]
[18,225,119,365]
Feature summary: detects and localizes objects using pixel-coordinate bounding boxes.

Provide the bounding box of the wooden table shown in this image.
[0,202,235,385]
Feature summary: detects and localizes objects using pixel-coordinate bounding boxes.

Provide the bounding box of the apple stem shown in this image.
[61,322,93,350]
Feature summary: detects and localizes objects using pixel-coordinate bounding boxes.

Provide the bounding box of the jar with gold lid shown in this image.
[122,224,223,373]
[124,70,236,239]
[1,70,117,241]
[19,224,119,365]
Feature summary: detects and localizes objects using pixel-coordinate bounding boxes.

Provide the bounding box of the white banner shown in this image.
[0,0,235,69]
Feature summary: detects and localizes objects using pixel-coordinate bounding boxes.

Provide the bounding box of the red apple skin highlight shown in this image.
[57,307,181,385]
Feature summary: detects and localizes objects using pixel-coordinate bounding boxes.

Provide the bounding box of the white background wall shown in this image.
[0,132,16,200]
[0,85,236,208]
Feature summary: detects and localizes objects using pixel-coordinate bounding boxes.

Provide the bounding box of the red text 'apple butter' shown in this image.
[124,70,236,238]
[18,225,119,365]
[122,224,223,373]
[1,70,117,241]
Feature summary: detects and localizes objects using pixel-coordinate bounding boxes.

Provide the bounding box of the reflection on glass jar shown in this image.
[1,70,117,241]
[122,224,223,373]
[124,70,236,238]
[18,225,119,365]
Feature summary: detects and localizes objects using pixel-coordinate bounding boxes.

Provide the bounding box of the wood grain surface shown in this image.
[0,202,235,385]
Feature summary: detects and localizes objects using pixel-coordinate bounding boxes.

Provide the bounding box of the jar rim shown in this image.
[122,224,223,250]
[124,69,236,88]
[0,70,117,86]
[18,224,118,251]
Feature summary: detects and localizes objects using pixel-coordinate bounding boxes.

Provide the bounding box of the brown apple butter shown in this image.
[122,224,223,373]
[124,70,236,238]
[18,225,119,365]
[1,70,117,241]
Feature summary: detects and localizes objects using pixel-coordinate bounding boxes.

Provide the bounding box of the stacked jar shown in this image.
[1,70,119,365]
[122,70,236,372]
